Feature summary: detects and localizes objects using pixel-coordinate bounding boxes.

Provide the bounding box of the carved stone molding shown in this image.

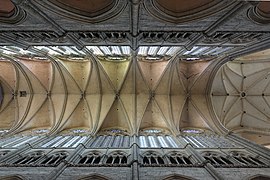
[139,31,198,44]
[0,5,26,24]
[247,1,270,24]
[202,32,267,45]
[0,31,68,44]
[34,0,127,23]
[144,0,236,23]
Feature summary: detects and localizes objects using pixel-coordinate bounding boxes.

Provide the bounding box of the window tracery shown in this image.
[77,151,103,165]
[139,128,167,136]
[105,151,128,165]
[139,135,179,148]
[230,151,267,167]
[202,151,269,167]
[142,151,165,166]
[166,152,193,166]
[41,136,89,148]
[99,128,129,136]
[202,152,233,167]
[183,134,238,148]
[139,128,179,148]
[89,134,130,148]
[40,151,68,166]
[12,151,44,165]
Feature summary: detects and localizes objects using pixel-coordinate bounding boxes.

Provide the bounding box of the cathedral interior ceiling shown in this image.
[0,0,270,146]
[212,58,270,145]
[0,55,214,136]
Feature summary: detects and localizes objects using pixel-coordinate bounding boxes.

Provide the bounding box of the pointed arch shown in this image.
[78,174,109,180]
[0,175,27,180]
[162,174,196,180]
[248,175,270,180]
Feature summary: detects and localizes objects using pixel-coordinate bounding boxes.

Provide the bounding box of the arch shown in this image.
[77,151,103,165]
[105,151,128,165]
[89,135,131,148]
[0,175,26,180]
[202,151,233,166]
[35,0,127,23]
[144,0,236,23]
[248,1,270,24]
[0,0,26,24]
[248,175,270,180]
[163,174,196,180]
[12,151,44,165]
[78,174,109,180]
[229,151,267,166]
[166,151,193,165]
[40,151,68,166]
[210,59,270,137]
[141,151,165,165]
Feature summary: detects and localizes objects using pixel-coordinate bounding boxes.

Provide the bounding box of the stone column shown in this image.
[177,135,224,180]
[131,135,139,180]
[46,137,90,180]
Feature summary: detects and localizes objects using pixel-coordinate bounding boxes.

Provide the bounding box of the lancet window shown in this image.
[0,136,39,148]
[89,135,130,148]
[139,129,179,148]
[183,134,237,148]
[41,136,88,148]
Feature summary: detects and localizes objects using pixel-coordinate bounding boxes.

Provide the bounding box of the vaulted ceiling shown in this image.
[0,54,214,136]
[0,0,270,147]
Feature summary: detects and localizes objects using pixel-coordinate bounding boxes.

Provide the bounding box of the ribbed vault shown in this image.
[212,50,270,145]
[0,53,218,136]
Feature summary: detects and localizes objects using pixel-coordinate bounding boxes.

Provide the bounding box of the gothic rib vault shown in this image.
[0,0,270,148]
[0,54,215,136]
